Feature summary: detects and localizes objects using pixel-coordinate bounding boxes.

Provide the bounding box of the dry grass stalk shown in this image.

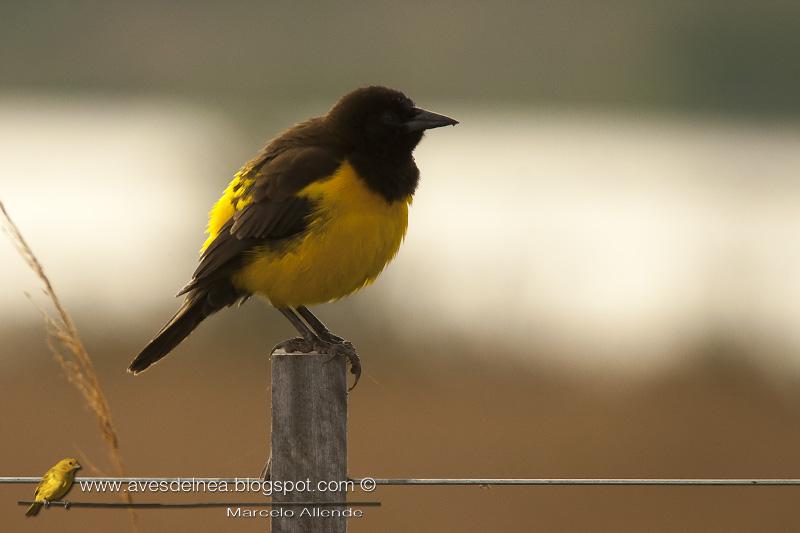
[0,201,138,531]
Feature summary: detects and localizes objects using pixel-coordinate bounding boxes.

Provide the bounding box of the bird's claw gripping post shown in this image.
[274,337,361,390]
[322,342,361,391]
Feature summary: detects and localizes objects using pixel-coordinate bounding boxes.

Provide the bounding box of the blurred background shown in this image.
[2,1,800,531]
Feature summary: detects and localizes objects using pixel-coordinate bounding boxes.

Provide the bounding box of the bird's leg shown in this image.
[275,306,361,389]
[64,501,71,510]
[43,500,50,509]
[296,306,345,343]
[296,306,361,388]
[273,307,320,354]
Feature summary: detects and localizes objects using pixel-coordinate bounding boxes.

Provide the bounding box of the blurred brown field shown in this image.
[3,320,800,531]
[3,1,800,532]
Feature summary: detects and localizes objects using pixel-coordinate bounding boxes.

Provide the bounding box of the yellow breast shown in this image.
[230,161,410,307]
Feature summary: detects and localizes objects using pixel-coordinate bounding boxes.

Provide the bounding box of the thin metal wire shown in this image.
[358,479,800,486]
[4,477,800,486]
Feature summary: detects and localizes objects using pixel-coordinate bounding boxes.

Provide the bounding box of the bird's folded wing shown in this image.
[33,469,57,498]
[179,146,342,294]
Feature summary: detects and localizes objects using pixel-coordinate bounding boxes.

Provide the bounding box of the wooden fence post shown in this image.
[270,348,348,533]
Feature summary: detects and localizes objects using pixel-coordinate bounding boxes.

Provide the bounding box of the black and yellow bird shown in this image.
[127,86,457,386]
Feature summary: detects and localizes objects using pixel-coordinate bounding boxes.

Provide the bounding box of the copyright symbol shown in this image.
[359,477,376,492]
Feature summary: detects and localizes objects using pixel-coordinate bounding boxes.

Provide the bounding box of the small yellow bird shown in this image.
[25,458,81,517]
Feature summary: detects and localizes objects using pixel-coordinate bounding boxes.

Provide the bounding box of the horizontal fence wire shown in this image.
[361,479,800,486]
[4,477,800,486]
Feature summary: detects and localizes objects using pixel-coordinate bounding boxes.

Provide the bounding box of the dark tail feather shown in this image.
[25,502,42,516]
[128,285,239,374]
[128,295,209,374]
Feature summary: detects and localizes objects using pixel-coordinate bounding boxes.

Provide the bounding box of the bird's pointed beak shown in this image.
[405,107,459,132]
[75,463,82,470]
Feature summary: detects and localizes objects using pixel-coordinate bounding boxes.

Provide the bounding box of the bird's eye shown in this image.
[381,110,399,124]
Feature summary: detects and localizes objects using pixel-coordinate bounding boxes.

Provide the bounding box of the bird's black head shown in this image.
[327,86,458,156]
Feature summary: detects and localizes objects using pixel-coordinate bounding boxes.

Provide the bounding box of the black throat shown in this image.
[348,150,420,203]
